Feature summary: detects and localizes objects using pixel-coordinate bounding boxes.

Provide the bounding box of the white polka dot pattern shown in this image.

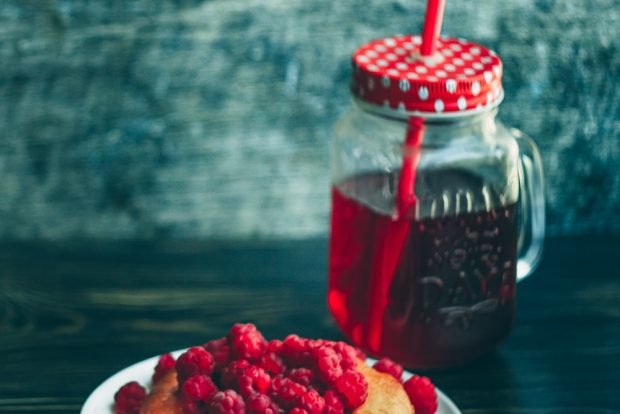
[352,35,503,115]
[418,86,429,100]
[434,99,445,112]
[472,81,481,96]
[446,79,456,94]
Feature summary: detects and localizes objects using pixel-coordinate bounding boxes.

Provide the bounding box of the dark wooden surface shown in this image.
[0,236,619,413]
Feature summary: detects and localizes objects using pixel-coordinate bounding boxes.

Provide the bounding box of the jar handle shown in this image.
[512,128,545,281]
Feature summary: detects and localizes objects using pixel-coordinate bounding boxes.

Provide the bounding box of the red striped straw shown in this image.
[420,0,446,56]
[366,118,425,353]
[397,118,425,218]
[365,1,446,352]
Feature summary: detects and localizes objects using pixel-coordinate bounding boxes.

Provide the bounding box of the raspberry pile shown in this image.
[113,324,437,414]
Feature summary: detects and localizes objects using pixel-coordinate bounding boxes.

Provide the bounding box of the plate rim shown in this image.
[82,350,461,414]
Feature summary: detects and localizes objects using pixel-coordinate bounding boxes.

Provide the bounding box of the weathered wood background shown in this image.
[0,0,618,239]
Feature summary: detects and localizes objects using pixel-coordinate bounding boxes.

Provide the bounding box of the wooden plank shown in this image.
[0,237,619,412]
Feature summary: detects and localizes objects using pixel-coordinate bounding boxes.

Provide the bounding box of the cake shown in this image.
[113,324,438,414]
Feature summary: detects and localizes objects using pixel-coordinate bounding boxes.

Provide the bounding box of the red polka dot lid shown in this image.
[351,35,504,117]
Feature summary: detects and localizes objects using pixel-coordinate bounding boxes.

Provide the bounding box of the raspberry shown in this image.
[306,339,328,350]
[404,375,438,414]
[208,390,245,414]
[114,381,146,414]
[152,353,176,384]
[181,374,218,403]
[266,339,283,353]
[300,389,325,414]
[281,335,307,354]
[373,358,404,381]
[290,408,309,414]
[354,348,367,361]
[236,365,272,397]
[256,351,286,375]
[204,337,231,370]
[314,346,343,384]
[228,322,257,338]
[246,393,280,414]
[176,347,215,383]
[287,368,315,387]
[247,365,272,392]
[332,342,359,370]
[269,376,307,409]
[181,401,203,414]
[220,360,251,389]
[334,369,368,409]
[323,390,345,414]
[280,335,312,366]
[229,325,267,361]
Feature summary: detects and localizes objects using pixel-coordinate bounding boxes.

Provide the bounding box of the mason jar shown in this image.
[327,35,545,369]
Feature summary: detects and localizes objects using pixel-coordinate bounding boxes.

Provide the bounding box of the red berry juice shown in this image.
[328,172,518,369]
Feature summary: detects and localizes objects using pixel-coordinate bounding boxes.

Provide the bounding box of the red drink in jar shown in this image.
[328,172,518,368]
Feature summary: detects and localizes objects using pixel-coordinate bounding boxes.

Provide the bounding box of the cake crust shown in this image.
[354,362,414,414]
[140,371,183,414]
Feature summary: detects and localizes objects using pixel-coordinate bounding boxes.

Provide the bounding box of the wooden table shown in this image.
[1,236,618,413]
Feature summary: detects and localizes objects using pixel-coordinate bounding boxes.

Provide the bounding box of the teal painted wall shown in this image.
[0,0,618,239]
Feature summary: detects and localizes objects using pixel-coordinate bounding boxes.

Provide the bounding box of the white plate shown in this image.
[82,351,461,414]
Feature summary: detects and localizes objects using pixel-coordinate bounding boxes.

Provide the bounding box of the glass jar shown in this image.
[327,35,545,369]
